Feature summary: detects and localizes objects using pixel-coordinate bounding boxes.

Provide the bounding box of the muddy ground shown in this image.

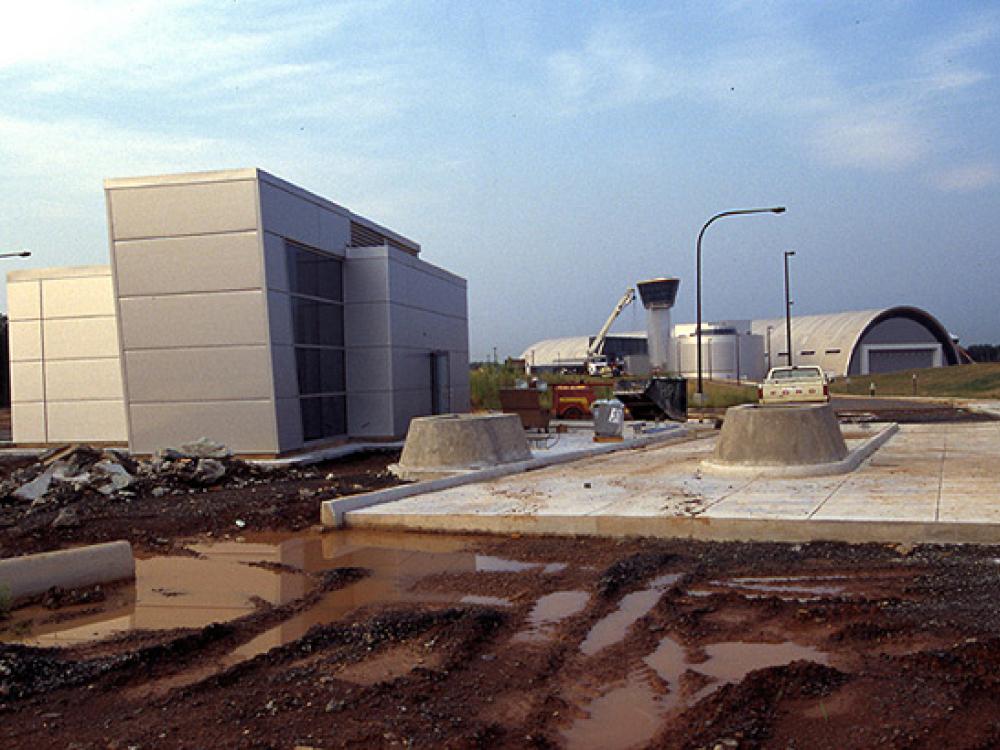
[0,450,401,557]
[5,527,1000,749]
[4,411,1000,749]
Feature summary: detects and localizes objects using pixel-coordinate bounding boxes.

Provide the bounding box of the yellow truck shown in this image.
[757,366,830,404]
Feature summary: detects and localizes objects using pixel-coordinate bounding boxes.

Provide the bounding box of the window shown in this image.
[800,350,815,356]
[825,348,841,354]
[286,241,346,441]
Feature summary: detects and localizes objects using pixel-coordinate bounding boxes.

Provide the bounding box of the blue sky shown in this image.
[2,1,999,358]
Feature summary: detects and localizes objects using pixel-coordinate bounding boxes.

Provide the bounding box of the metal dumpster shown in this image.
[614,376,687,422]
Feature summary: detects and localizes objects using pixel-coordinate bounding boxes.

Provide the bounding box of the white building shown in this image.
[522,306,960,381]
[8,168,469,454]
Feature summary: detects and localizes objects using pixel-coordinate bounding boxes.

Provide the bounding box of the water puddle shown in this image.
[565,635,828,748]
[513,591,590,642]
[689,575,852,602]
[562,672,668,750]
[5,530,550,653]
[580,574,682,656]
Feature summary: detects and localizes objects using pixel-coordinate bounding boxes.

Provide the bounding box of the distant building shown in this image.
[8,168,469,454]
[521,306,960,380]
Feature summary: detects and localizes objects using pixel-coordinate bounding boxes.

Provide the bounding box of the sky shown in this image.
[2,1,999,359]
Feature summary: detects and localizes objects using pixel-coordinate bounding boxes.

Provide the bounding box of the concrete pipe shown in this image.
[0,540,135,602]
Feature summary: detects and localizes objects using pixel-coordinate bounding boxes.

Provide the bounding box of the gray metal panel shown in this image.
[259,180,321,248]
[274,396,304,452]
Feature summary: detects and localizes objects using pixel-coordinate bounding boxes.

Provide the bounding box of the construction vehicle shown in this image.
[586,287,636,376]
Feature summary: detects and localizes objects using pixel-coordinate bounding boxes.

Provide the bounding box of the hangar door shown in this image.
[864,345,941,374]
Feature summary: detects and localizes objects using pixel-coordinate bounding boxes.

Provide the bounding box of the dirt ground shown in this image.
[5,525,1000,748]
[4,414,1000,749]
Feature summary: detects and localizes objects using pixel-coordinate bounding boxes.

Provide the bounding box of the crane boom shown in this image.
[587,287,636,359]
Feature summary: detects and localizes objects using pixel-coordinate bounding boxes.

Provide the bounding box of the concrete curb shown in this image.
[251,442,405,468]
[341,512,1000,545]
[699,423,899,478]
[321,426,692,527]
[0,540,135,602]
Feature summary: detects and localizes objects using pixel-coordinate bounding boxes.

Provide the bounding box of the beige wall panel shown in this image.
[12,402,46,444]
[125,346,272,402]
[128,400,277,455]
[47,401,128,443]
[45,359,124,401]
[9,320,42,361]
[44,317,121,359]
[108,179,259,240]
[274,397,303,452]
[10,361,44,402]
[7,281,41,321]
[118,291,267,349]
[115,232,263,296]
[41,276,116,318]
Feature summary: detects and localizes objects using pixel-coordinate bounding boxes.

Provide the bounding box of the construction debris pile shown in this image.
[0,439,315,526]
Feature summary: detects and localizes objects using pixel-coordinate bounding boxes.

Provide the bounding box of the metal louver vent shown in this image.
[349,221,418,256]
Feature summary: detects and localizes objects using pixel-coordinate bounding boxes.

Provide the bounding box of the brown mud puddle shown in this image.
[6,534,1000,749]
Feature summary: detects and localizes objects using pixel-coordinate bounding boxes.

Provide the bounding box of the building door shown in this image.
[430,351,450,414]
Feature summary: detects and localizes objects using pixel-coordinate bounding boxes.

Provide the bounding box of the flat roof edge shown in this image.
[8,264,111,282]
[103,168,260,189]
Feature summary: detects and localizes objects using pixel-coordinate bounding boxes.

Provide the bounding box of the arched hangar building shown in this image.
[751,306,960,376]
[522,306,960,379]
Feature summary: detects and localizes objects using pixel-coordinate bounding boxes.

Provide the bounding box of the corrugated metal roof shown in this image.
[520,332,646,365]
[522,307,957,375]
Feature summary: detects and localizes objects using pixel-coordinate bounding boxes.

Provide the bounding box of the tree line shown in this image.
[967,344,1000,363]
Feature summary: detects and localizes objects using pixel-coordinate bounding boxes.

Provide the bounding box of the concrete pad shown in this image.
[338,422,1000,545]
[0,540,135,601]
[320,425,691,526]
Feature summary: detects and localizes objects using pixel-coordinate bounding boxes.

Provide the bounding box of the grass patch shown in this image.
[688,379,758,408]
[830,363,1000,399]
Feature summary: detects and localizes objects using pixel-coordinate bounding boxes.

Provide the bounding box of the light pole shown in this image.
[784,250,795,367]
[766,324,774,371]
[695,207,785,403]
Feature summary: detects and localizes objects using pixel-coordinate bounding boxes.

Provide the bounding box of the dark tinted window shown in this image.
[287,244,343,302]
[300,395,347,441]
[292,298,344,347]
[296,348,346,394]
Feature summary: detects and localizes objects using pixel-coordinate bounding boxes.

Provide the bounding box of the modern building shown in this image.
[8,168,469,454]
[521,305,960,380]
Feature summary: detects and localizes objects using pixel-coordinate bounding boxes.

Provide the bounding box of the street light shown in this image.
[784,250,795,367]
[766,324,774,371]
[695,207,785,403]
[0,250,31,259]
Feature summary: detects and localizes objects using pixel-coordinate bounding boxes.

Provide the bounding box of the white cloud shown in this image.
[931,163,999,192]
[810,112,929,171]
[545,27,679,112]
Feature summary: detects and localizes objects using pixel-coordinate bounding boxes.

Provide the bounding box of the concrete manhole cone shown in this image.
[710,403,848,469]
[392,413,531,480]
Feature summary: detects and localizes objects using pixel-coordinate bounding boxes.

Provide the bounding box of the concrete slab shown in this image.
[339,421,1000,545]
